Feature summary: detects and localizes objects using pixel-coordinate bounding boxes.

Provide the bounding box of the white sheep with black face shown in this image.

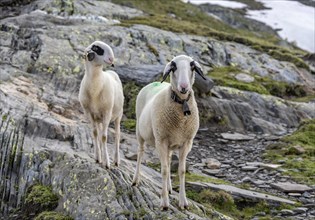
[79,40,124,169]
[132,55,206,210]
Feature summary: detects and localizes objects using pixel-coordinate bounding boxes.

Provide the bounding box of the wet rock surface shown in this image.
[0,0,315,219]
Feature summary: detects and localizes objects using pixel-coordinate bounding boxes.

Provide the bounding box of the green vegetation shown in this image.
[35,211,73,220]
[146,162,161,172]
[265,119,315,184]
[173,173,229,186]
[123,81,141,119]
[208,66,308,98]
[231,0,267,10]
[187,188,297,219]
[113,0,309,70]
[122,118,136,131]
[186,189,277,219]
[24,184,59,216]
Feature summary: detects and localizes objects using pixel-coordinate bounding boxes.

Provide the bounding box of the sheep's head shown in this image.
[85,41,115,67]
[162,55,206,97]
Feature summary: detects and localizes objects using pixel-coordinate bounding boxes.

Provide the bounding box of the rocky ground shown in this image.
[0,0,315,219]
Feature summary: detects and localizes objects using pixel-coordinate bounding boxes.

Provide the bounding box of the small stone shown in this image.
[290,145,306,155]
[280,209,294,216]
[235,73,255,83]
[241,176,251,183]
[255,211,266,216]
[260,163,282,169]
[203,158,221,169]
[277,159,286,164]
[288,193,302,197]
[125,152,138,161]
[271,182,312,193]
[241,166,258,171]
[293,207,308,214]
[203,169,220,175]
[252,180,265,185]
[221,132,255,141]
[220,164,231,169]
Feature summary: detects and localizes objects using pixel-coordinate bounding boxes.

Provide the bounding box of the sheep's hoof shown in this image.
[160,206,169,211]
[95,159,102,164]
[168,189,172,194]
[131,180,139,186]
[179,205,189,210]
[102,163,110,169]
[114,161,120,167]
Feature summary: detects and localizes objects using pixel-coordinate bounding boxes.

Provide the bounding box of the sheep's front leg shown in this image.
[113,115,122,166]
[132,136,145,186]
[101,118,111,169]
[178,140,193,209]
[159,144,170,210]
[168,150,173,194]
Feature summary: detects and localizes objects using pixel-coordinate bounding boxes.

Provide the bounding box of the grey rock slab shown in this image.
[271,182,313,193]
[221,132,255,141]
[235,73,255,83]
[186,182,296,205]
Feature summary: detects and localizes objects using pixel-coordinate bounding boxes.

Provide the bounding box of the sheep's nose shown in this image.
[180,83,188,94]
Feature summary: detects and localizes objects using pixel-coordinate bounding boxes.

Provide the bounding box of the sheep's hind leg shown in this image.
[178,140,192,210]
[87,112,102,164]
[132,136,144,186]
[113,115,122,166]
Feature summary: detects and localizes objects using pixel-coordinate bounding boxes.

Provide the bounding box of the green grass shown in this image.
[122,118,136,131]
[112,0,309,70]
[208,66,309,98]
[265,119,315,184]
[35,211,73,220]
[24,184,59,215]
[122,81,142,120]
[186,189,278,219]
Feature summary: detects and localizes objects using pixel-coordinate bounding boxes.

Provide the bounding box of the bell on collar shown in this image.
[182,100,191,116]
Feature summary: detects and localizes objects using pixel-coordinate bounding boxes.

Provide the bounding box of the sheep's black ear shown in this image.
[161,61,177,83]
[87,52,95,61]
[190,61,206,80]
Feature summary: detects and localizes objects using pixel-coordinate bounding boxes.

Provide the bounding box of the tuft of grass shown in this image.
[122,118,136,131]
[24,184,59,216]
[186,189,275,219]
[113,0,309,69]
[35,211,73,220]
[122,81,142,119]
[173,172,229,186]
[265,119,315,184]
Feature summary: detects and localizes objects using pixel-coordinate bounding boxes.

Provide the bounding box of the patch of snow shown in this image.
[182,0,247,9]
[247,0,315,53]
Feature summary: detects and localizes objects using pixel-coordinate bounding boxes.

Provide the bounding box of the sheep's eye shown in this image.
[91,45,104,56]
